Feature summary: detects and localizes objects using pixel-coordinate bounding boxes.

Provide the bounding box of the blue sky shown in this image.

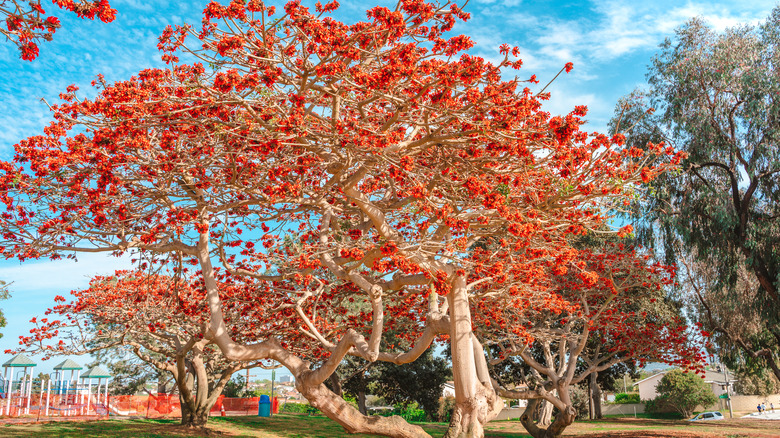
[0,0,776,378]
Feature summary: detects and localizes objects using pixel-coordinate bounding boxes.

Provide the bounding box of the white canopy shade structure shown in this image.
[2,354,36,415]
[52,359,83,415]
[80,365,111,415]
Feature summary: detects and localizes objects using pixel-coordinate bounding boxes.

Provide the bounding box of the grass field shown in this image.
[0,413,778,437]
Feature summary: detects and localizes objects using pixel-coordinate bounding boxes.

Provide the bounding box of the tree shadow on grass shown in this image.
[1,418,247,438]
[215,415,534,438]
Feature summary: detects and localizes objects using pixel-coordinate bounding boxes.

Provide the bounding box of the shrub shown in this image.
[437,396,456,423]
[644,397,670,414]
[613,393,640,404]
[280,402,317,414]
[397,406,427,422]
[374,404,427,422]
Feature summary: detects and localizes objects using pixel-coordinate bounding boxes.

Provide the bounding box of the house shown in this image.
[634,369,736,400]
[442,381,456,398]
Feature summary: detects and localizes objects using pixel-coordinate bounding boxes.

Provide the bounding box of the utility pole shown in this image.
[623,374,627,394]
[721,361,733,419]
[245,369,257,395]
[270,369,276,417]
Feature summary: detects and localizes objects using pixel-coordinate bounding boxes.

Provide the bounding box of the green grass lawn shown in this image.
[1,414,778,437]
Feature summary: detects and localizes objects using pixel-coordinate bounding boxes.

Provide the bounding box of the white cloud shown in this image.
[473,0,523,6]
[0,252,134,294]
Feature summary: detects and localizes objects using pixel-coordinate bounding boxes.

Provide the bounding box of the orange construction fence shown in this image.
[0,393,278,419]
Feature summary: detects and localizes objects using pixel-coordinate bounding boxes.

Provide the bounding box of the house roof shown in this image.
[53,359,83,370]
[2,354,36,368]
[633,371,666,386]
[81,366,111,378]
[632,369,736,387]
[701,370,736,384]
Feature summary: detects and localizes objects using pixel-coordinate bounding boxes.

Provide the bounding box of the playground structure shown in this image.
[0,354,284,421]
[1,354,112,418]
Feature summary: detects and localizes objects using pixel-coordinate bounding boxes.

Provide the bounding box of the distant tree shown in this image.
[734,368,779,396]
[567,385,589,419]
[330,357,371,415]
[611,8,780,382]
[222,374,246,398]
[654,370,717,418]
[0,281,9,339]
[369,349,451,421]
[90,353,171,396]
[583,361,640,419]
[332,343,451,420]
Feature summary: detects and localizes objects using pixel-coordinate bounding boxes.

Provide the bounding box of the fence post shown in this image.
[45,379,51,417]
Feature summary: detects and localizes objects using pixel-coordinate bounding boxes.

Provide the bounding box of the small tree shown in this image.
[654,370,717,418]
[222,374,246,398]
[91,350,172,396]
[369,348,451,421]
[0,281,9,339]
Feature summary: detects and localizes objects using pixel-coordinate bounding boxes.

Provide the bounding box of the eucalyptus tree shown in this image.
[611,9,780,380]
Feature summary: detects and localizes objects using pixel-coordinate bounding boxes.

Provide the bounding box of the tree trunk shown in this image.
[538,399,553,427]
[444,382,501,438]
[173,349,234,428]
[329,372,343,397]
[589,373,602,419]
[180,402,210,427]
[542,404,576,438]
[358,390,367,415]
[519,388,577,438]
[442,276,503,438]
[296,375,431,438]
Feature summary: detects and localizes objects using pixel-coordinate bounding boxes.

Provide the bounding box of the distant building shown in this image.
[442,381,455,398]
[634,369,736,400]
[279,375,293,383]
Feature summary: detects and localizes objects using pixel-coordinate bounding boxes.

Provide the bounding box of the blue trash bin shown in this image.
[258,394,271,417]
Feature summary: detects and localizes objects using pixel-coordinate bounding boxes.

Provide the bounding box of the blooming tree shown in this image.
[477,243,706,438]
[16,271,281,426]
[0,1,685,437]
[0,0,116,60]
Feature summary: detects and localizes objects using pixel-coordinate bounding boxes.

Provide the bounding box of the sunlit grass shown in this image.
[0,413,777,437]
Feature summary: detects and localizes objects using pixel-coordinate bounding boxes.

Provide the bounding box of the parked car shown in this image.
[690,411,724,421]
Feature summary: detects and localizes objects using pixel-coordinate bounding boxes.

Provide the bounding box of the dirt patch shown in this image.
[581,433,721,438]
[569,417,780,438]
[159,424,233,437]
